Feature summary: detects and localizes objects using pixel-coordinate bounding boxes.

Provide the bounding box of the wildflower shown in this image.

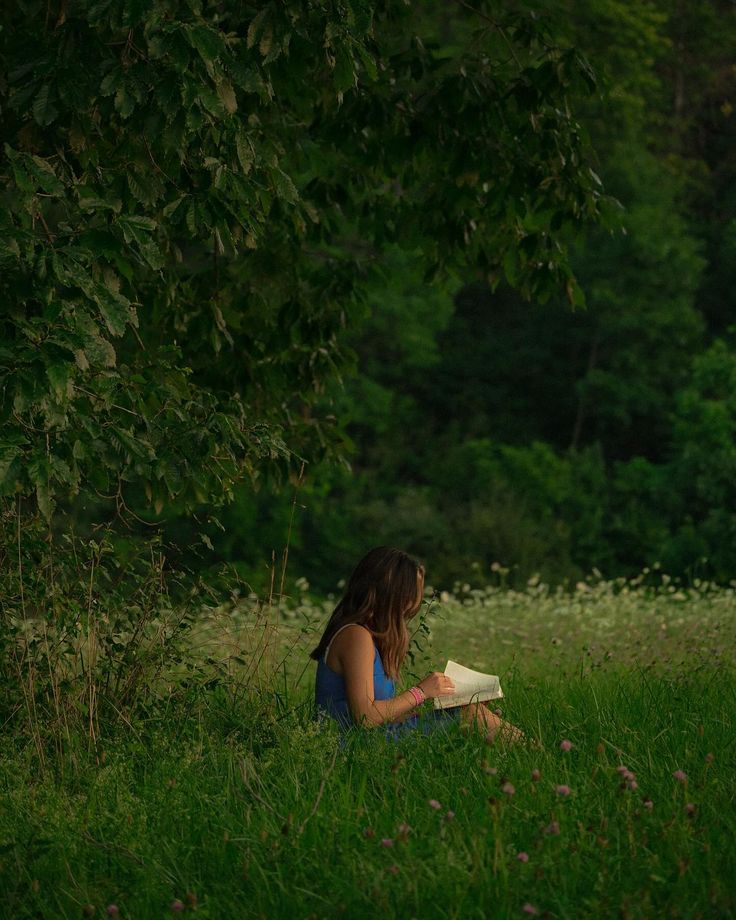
[387,864,400,875]
[522,904,539,916]
[544,821,560,835]
[363,827,375,838]
[626,779,638,791]
[381,838,394,848]
[560,739,573,752]
[642,798,653,811]
[170,901,185,913]
[106,908,119,918]
[673,770,687,782]
[517,851,530,863]
[555,784,571,796]
[428,799,442,810]
[484,765,498,776]
[445,810,455,820]
[531,769,541,782]
[502,782,516,796]
[685,803,696,816]
[397,822,411,838]
[616,765,630,776]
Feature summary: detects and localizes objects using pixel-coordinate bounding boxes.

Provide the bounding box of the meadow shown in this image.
[1,573,735,919]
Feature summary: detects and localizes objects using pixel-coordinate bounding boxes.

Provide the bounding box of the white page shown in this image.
[432,659,503,708]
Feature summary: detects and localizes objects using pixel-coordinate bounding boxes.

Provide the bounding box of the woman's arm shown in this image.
[340,626,423,728]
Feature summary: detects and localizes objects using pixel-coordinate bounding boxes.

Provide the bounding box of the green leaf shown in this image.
[83,335,116,368]
[187,24,226,65]
[566,276,587,309]
[162,196,185,218]
[96,286,134,337]
[100,67,122,97]
[0,448,22,494]
[28,456,54,521]
[32,84,59,126]
[46,363,71,401]
[78,186,122,212]
[273,168,299,205]
[247,8,269,50]
[117,214,156,245]
[140,240,165,270]
[155,73,182,118]
[114,85,135,118]
[127,171,152,205]
[334,49,356,94]
[216,79,238,115]
[236,131,254,174]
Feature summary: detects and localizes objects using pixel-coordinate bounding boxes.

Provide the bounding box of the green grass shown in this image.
[1,579,735,919]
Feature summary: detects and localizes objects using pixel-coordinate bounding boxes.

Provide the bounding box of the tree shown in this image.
[0,0,610,527]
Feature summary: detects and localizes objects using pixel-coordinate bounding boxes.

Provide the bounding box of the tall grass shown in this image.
[1,545,734,918]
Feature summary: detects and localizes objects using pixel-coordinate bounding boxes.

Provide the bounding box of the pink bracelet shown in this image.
[408,686,426,706]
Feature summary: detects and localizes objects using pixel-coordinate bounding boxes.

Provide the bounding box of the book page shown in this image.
[432,659,503,710]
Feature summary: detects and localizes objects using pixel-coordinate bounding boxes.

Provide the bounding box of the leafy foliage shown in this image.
[204,0,736,590]
[0,0,607,524]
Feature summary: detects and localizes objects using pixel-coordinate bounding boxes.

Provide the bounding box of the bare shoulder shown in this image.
[327,623,374,674]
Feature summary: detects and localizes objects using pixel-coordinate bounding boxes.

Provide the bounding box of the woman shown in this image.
[311,546,524,743]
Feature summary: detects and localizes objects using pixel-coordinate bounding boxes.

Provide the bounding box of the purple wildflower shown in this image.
[517,851,530,863]
[170,901,185,913]
[429,799,442,810]
[556,784,571,796]
[559,739,573,752]
[522,904,539,916]
[531,769,541,782]
[502,782,516,796]
[381,838,394,847]
[673,769,687,782]
[544,820,560,835]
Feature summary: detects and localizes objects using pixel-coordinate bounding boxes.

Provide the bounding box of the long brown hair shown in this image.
[310,546,425,681]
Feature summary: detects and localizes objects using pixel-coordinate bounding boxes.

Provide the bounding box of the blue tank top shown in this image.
[314,623,395,728]
[313,622,463,742]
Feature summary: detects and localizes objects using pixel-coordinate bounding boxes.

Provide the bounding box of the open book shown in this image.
[433,660,504,710]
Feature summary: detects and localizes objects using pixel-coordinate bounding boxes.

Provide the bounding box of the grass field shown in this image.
[1,575,735,919]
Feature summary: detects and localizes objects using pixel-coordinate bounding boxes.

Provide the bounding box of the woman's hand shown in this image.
[418,671,456,699]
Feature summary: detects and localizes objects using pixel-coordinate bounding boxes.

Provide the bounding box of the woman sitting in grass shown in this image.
[311,546,524,743]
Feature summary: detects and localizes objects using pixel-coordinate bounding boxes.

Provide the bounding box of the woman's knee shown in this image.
[461,702,499,726]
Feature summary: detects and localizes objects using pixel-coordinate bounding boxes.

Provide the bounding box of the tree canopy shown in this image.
[1,0,609,525]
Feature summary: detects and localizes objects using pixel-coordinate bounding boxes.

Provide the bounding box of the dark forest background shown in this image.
[203,0,736,592]
[3,0,736,597]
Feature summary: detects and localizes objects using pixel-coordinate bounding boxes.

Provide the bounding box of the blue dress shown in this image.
[314,623,462,743]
